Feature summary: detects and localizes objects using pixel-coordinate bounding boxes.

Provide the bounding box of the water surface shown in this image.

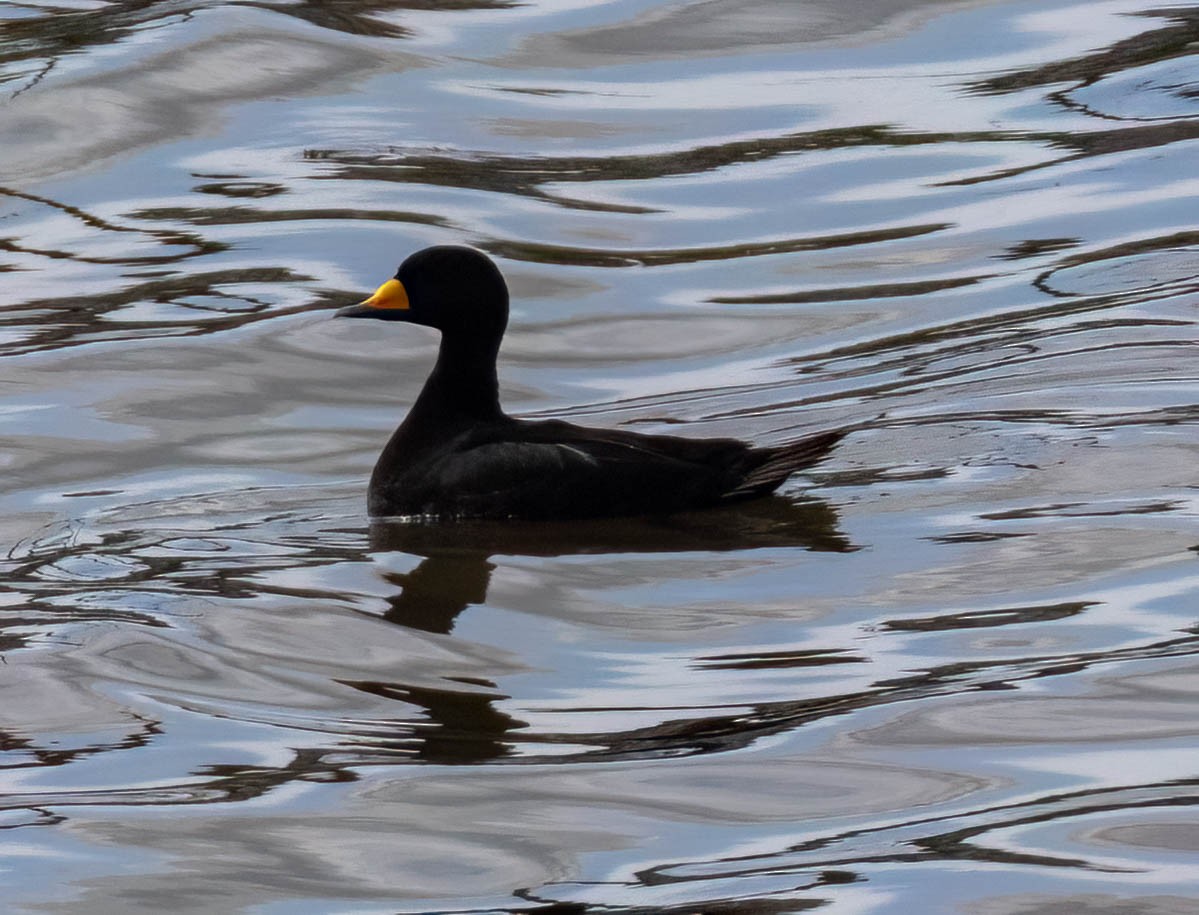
[1,0,1198,911]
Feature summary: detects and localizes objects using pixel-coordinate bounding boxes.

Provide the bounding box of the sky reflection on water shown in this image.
[1,0,1198,912]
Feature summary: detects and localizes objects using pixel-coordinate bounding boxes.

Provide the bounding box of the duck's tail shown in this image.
[724,429,845,500]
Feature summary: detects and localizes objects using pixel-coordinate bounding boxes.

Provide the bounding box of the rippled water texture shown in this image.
[2,0,1198,911]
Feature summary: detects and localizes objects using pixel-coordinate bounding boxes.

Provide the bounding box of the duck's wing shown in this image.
[420,424,729,519]
[414,421,840,520]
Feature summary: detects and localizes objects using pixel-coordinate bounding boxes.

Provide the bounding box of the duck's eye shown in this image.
[360,278,409,310]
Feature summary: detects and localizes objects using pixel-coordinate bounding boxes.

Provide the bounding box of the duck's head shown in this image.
[337,245,509,338]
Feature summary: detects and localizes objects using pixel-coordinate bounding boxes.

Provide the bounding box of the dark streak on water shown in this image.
[1,0,1198,912]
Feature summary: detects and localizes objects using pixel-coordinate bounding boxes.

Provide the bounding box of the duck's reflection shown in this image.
[343,495,852,764]
[378,551,495,635]
[372,493,851,632]
[337,677,520,764]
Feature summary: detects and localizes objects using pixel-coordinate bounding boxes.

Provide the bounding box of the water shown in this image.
[2,0,1198,911]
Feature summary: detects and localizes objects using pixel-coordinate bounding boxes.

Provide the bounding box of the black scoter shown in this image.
[337,245,843,520]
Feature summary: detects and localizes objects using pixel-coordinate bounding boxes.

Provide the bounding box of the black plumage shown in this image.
[337,246,843,520]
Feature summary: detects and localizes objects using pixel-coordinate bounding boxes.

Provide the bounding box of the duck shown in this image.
[336,245,844,520]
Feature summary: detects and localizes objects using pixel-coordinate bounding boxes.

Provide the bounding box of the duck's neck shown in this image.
[402,331,504,439]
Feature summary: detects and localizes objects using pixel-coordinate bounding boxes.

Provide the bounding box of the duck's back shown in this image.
[368,418,842,520]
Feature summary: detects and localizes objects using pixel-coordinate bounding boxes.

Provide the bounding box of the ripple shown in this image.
[1038,235,1199,297]
[1,18,408,183]
[968,894,1199,915]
